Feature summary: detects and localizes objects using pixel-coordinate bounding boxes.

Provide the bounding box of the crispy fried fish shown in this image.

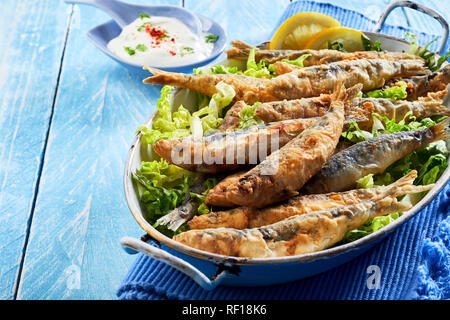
[218,101,247,131]
[153,118,317,173]
[174,193,414,257]
[189,170,432,230]
[386,64,450,100]
[226,40,423,65]
[143,59,428,104]
[217,83,361,208]
[305,118,450,193]
[252,90,449,130]
[204,171,245,207]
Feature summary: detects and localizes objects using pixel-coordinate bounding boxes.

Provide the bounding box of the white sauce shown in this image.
[107,16,214,67]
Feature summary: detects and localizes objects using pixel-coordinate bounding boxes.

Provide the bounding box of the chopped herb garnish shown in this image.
[205,34,219,43]
[328,40,346,52]
[124,46,135,56]
[136,44,148,52]
[139,14,150,19]
[158,34,170,39]
[180,47,194,56]
[361,35,382,52]
[137,22,151,31]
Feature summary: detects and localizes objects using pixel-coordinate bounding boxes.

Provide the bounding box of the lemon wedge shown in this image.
[269,12,341,50]
[304,27,365,51]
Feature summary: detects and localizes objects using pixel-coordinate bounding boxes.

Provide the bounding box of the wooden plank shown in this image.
[0,0,71,300]
[184,0,291,44]
[15,0,181,300]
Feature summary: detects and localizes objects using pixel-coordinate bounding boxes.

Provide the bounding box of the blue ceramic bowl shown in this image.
[87,13,227,73]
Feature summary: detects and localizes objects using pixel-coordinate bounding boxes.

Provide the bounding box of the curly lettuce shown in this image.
[132,159,194,237]
[363,81,407,100]
[138,82,235,143]
[237,102,264,129]
[406,32,450,72]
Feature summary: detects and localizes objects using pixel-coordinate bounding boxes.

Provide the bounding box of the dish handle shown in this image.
[120,236,228,290]
[374,0,449,55]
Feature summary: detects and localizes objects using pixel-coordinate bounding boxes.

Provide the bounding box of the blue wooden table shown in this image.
[0,0,448,300]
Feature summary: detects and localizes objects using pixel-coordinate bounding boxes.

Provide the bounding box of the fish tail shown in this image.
[331,82,362,104]
[143,66,188,86]
[226,40,253,60]
[156,208,186,231]
[381,170,435,197]
[418,89,448,102]
[231,40,254,50]
[375,196,412,217]
[431,117,450,141]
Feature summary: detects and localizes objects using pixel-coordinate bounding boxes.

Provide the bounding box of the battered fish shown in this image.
[143,59,428,104]
[217,83,361,208]
[174,193,414,257]
[226,40,423,65]
[153,118,317,173]
[305,118,450,193]
[189,170,432,229]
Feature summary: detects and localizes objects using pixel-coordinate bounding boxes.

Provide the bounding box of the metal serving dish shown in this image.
[120,1,450,290]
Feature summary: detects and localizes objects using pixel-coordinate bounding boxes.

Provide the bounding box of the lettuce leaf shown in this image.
[406,32,450,72]
[240,48,274,78]
[237,102,264,129]
[189,177,219,215]
[132,159,194,237]
[363,81,407,100]
[138,82,235,143]
[280,54,312,68]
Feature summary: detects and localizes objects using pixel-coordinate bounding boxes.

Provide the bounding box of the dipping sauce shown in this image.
[107,15,216,67]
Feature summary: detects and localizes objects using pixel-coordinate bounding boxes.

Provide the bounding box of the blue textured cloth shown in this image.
[117,1,450,300]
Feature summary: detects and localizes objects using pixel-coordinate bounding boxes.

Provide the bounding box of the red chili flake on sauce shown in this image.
[145,25,168,43]
[169,50,176,56]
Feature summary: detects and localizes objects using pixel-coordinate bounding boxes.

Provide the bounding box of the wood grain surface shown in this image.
[0,0,447,300]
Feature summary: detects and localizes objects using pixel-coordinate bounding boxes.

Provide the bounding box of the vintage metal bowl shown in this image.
[120,1,450,290]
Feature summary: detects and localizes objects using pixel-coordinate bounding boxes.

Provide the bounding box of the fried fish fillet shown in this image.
[385,64,450,100]
[143,59,428,104]
[189,170,432,230]
[226,40,423,65]
[153,118,317,173]
[174,193,415,257]
[252,90,449,130]
[215,83,361,208]
[305,118,450,193]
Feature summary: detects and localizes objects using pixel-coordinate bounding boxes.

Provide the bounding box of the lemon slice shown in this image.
[304,27,365,51]
[269,12,341,50]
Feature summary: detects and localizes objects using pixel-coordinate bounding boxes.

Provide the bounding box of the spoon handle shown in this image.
[65,0,129,27]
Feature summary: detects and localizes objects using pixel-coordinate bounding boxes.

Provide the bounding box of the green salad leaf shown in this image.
[406,32,450,72]
[363,81,407,100]
[328,40,346,52]
[237,102,264,129]
[280,54,312,68]
[138,82,235,143]
[361,35,382,52]
[190,177,219,215]
[132,159,194,237]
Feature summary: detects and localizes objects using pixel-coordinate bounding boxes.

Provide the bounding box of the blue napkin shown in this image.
[117,0,450,300]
